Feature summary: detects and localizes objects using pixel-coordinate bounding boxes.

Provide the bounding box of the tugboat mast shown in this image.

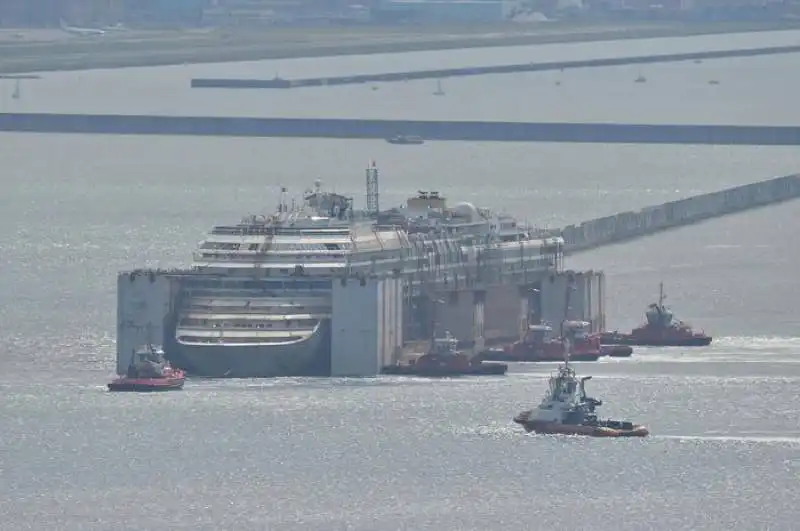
[561,276,575,370]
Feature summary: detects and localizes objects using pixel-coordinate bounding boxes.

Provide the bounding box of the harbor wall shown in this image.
[116,270,182,375]
[330,275,404,377]
[190,44,800,90]
[3,113,800,145]
[561,173,800,254]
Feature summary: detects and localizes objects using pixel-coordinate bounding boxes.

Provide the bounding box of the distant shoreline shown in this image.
[2,113,800,146]
[1,20,800,74]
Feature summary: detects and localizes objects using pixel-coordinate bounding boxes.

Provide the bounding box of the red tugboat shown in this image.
[513,350,649,438]
[108,345,185,392]
[382,331,507,377]
[481,321,601,363]
[600,283,712,347]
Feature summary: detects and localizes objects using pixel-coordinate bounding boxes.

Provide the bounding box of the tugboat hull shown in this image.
[513,413,649,438]
[599,345,633,357]
[382,362,507,377]
[481,350,600,362]
[600,333,712,347]
[108,376,185,392]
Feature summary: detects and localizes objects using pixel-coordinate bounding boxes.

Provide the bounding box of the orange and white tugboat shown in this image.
[513,345,648,437]
[108,344,185,392]
[600,283,712,347]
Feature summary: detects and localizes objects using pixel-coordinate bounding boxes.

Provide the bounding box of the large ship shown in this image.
[165,163,563,378]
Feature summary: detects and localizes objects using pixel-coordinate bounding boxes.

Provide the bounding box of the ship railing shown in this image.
[408,259,556,289]
[182,288,331,299]
[193,251,350,262]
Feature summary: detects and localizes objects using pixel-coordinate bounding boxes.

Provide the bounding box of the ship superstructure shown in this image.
[165,163,565,377]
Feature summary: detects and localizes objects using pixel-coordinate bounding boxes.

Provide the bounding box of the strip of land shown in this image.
[191,43,800,89]
[1,113,799,146]
[561,174,800,254]
[2,20,800,74]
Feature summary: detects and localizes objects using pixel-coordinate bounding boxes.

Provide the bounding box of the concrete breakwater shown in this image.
[561,174,800,255]
[2,113,800,146]
[190,44,800,89]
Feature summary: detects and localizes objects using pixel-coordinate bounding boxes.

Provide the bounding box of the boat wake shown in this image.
[714,336,800,349]
[657,434,800,445]
[454,424,521,439]
[624,336,800,364]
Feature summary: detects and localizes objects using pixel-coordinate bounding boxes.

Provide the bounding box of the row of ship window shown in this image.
[201,242,349,251]
[177,337,293,344]
[197,253,346,261]
[179,318,316,329]
[184,306,325,314]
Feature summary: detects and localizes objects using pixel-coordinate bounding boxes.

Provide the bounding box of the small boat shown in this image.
[383,331,507,377]
[513,351,649,438]
[481,321,601,363]
[108,344,185,392]
[599,283,712,347]
[386,134,425,145]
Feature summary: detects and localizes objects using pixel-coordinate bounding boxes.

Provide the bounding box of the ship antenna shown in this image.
[366,160,379,216]
[145,322,154,350]
[278,186,288,215]
[659,281,665,307]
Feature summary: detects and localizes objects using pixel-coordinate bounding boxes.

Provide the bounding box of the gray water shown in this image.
[1,31,799,530]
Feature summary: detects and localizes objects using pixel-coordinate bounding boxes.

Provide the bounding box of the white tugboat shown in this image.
[513,336,649,437]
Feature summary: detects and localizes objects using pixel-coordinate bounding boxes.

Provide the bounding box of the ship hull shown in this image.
[169,322,329,378]
[480,349,600,363]
[107,377,185,392]
[600,333,712,347]
[514,417,650,438]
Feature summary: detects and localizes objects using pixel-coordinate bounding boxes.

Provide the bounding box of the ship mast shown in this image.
[145,322,155,352]
[277,186,288,216]
[562,277,573,370]
[365,160,379,216]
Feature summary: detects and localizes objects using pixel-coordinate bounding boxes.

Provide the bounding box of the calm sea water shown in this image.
[1,30,799,530]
